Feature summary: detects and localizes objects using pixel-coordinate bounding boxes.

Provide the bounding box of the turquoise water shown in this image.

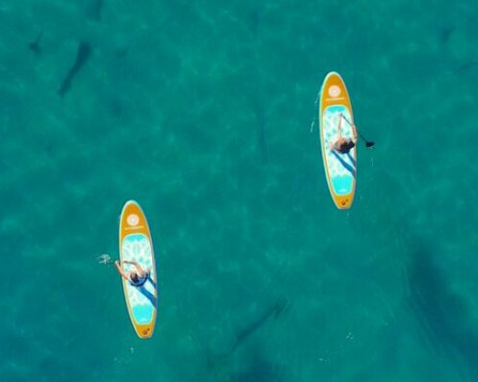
[2,0,478,380]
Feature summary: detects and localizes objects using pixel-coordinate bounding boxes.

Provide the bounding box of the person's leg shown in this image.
[138,286,157,306]
[331,150,356,176]
[132,262,146,275]
[147,273,157,289]
[346,152,357,167]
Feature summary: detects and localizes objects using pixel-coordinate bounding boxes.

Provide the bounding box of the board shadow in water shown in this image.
[235,349,284,382]
[252,99,269,165]
[87,0,103,21]
[406,241,478,378]
[206,298,289,381]
[58,42,92,97]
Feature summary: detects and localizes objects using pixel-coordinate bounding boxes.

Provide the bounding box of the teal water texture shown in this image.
[1,0,478,381]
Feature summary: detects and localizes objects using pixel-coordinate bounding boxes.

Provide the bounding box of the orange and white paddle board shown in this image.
[319,72,357,209]
[119,200,158,339]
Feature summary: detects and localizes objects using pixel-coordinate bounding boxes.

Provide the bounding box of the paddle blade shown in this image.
[365,141,375,148]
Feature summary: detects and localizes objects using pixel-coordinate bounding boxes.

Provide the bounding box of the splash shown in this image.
[96,253,112,265]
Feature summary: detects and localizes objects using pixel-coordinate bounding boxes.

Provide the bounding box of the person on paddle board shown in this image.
[115,260,151,288]
[329,113,358,154]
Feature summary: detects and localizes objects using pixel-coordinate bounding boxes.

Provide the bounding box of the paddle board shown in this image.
[319,71,357,209]
[119,200,158,339]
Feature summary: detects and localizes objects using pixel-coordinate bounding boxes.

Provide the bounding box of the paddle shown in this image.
[340,114,375,148]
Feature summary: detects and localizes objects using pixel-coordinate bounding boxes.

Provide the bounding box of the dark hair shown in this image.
[130,272,139,282]
[339,139,355,153]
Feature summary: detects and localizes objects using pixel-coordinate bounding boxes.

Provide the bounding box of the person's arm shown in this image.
[351,122,358,144]
[337,113,343,140]
[115,261,130,281]
[123,260,147,276]
[133,263,147,276]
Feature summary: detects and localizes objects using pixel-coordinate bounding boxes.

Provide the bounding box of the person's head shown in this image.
[340,139,354,149]
[130,270,139,283]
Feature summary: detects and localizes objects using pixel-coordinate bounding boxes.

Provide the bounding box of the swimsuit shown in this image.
[129,272,157,306]
[129,273,149,287]
[336,139,355,154]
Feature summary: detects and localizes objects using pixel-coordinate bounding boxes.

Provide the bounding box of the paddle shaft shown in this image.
[340,114,372,145]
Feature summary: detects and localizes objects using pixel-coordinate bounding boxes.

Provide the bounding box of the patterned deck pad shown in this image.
[322,105,356,195]
[121,233,156,324]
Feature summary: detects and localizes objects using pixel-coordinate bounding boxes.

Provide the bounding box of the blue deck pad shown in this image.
[122,234,157,324]
[332,176,354,196]
[331,151,356,178]
[322,105,356,196]
[132,305,154,324]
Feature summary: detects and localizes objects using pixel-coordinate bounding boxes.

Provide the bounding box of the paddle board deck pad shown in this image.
[319,72,357,209]
[119,200,157,339]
